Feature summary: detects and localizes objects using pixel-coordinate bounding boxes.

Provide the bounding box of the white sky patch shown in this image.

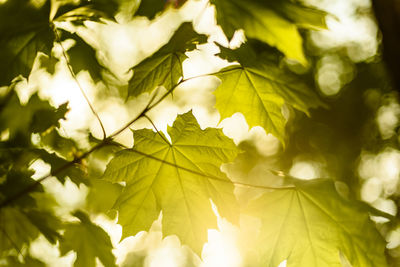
[316,54,354,96]
[43,177,88,216]
[30,235,75,267]
[361,177,383,203]
[89,100,131,142]
[220,113,250,145]
[30,159,51,180]
[201,219,242,267]
[376,101,400,140]
[308,0,378,61]
[247,127,281,156]
[358,148,400,200]
[146,239,188,267]
[289,161,320,180]
[387,227,400,249]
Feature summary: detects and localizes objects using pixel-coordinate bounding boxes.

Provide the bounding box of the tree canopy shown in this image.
[0,0,399,266]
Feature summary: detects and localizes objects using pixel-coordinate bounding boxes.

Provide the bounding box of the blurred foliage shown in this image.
[0,0,399,266]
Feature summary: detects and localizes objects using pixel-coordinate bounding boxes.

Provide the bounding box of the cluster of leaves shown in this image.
[0,0,393,266]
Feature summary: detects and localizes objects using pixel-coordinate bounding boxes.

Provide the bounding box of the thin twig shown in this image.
[144,114,171,145]
[53,28,107,139]
[147,66,241,110]
[0,141,110,209]
[0,66,242,209]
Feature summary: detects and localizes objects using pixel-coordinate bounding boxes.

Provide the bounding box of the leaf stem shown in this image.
[144,114,171,145]
[53,28,107,140]
[0,66,246,209]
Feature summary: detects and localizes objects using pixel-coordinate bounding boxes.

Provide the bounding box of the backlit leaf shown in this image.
[60,31,104,82]
[0,207,39,253]
[0,206,60,254]
[210,0,326,64]
[127,22,207,98]
[214,42,324,143]
[0,0,54,86]
[246,178,388,267]
[0,91,68,140]
[59,211,117,267]
[103,111,239,254]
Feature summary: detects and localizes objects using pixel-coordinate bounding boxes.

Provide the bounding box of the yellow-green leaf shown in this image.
[59,211,116,267]
[246,179,388,267]
[103,111,239,254]
[127,22,207,98]
[210,0,326,64]
[0,207,39,252]
[214,43,324,144]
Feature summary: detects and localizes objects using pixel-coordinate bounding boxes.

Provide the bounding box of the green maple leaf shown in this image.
[85,179,123,215]
[268,1,327,30]
[103,111,239,254]
[210,0,326,64]
[60,31,104,82]
[25,209,61,245]
[0,169,43,207]
[127,22,207,98]
[0,0,119,86]
[59,211,116,267]
[38,53,58,75]
[0,91,68,140]
[0,86,84,186]
[246,178,388,267]
[0,0,54,86]
[0,207,40,253]
[0,206,60,253]
[214,42,324,143]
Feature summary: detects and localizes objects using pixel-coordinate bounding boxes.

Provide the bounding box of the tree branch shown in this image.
[0,67,242,209]
[53,28,107,139]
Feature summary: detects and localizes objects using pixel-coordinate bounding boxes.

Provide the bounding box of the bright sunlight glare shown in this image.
[24,0,390,265]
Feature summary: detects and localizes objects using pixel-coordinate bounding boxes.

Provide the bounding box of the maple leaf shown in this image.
[214,42,324,144]
[103,111,239,254]
[246,178,388,267]
[59,31,104,82]
[59,211,116,267]
[127,22,207,98]
[0,0,54,86]
[210,0,326,64]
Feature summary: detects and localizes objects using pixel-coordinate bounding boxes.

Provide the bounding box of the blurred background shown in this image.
[14,0,400,265]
